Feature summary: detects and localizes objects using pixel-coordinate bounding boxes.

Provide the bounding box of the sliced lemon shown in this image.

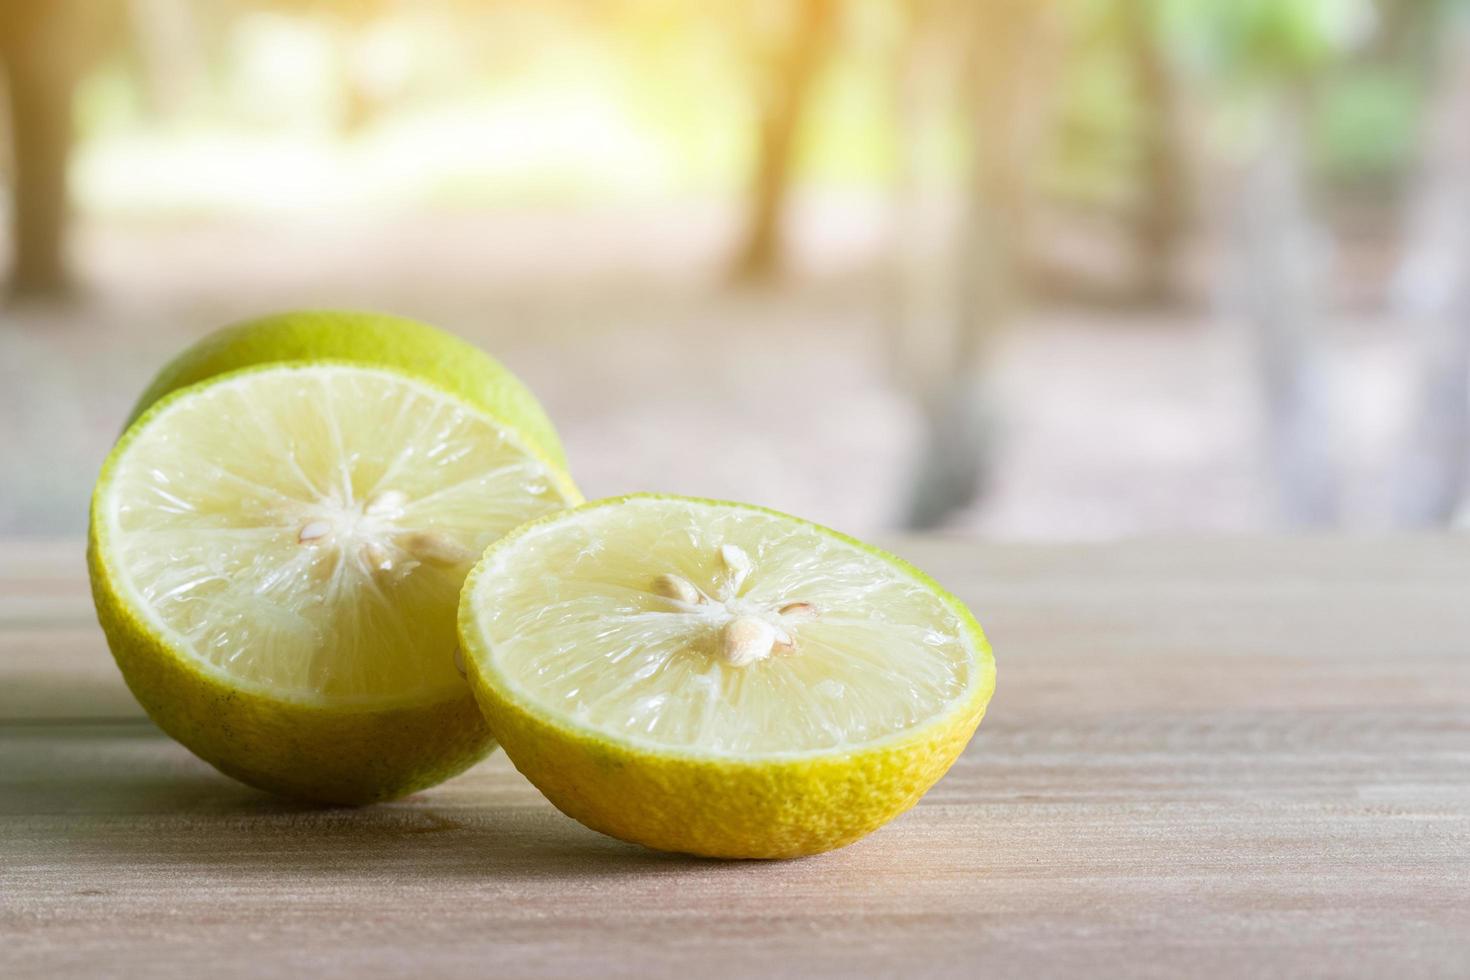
[127,308,569,467]
[90,362,580,804]
[458,495,995,858]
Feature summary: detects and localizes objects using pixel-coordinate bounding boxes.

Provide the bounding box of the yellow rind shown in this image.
[88,515,496,805]
[126,309,568,468]
[91,363,582,805]
[458,495,996,859]
[92,542,492,803]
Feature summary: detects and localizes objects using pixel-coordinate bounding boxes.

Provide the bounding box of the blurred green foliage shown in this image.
[64,0,1448,216]
[1313,68,1420,181]
[1161,0,1376,79]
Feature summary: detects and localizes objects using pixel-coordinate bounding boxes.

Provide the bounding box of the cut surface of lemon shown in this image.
[90,362,580,803]
[459,495,994,858]
[127,308,569,468]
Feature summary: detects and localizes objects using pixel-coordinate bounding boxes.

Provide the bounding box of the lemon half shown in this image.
[458,495,995,858]
[90,362,580,803]
[128,308,568,467]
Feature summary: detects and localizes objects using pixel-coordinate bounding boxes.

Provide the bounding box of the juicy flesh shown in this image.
[469,500,973,755]
[104,365,574,704]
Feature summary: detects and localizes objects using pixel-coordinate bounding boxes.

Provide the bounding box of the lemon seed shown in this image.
[721,616,777,668]
[779,601,818,621]
[298,520,331,543]
[652,573,702,605]
[719,543,753,593]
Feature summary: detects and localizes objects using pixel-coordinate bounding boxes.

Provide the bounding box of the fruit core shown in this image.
[650,543,820,668]
[294,488,472,580]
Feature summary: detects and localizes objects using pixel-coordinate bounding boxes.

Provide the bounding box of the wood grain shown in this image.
[2,537,1468,978]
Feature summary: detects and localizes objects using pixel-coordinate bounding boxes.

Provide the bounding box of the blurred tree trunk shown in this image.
[1393,13,1470,525]
[896,0,1058,529]
[1229,92,1339,526]
[129,0,206,120]
[1123,0,1188,305]
[0,0,88,300]
[732,0,836,282]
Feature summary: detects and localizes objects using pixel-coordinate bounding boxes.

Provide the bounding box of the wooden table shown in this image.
[3,537,1468,978]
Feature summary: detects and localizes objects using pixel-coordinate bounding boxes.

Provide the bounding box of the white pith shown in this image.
[100,363,576,706]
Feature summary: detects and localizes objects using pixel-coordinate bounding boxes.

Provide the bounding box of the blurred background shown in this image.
[2,0,1468,540]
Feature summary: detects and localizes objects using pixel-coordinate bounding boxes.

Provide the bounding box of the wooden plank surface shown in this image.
[2,537,1468,978]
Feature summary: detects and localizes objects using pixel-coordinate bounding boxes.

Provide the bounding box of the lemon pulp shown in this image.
[459,495,993,856]
[466,497,978,756]
[99,363,578,707]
